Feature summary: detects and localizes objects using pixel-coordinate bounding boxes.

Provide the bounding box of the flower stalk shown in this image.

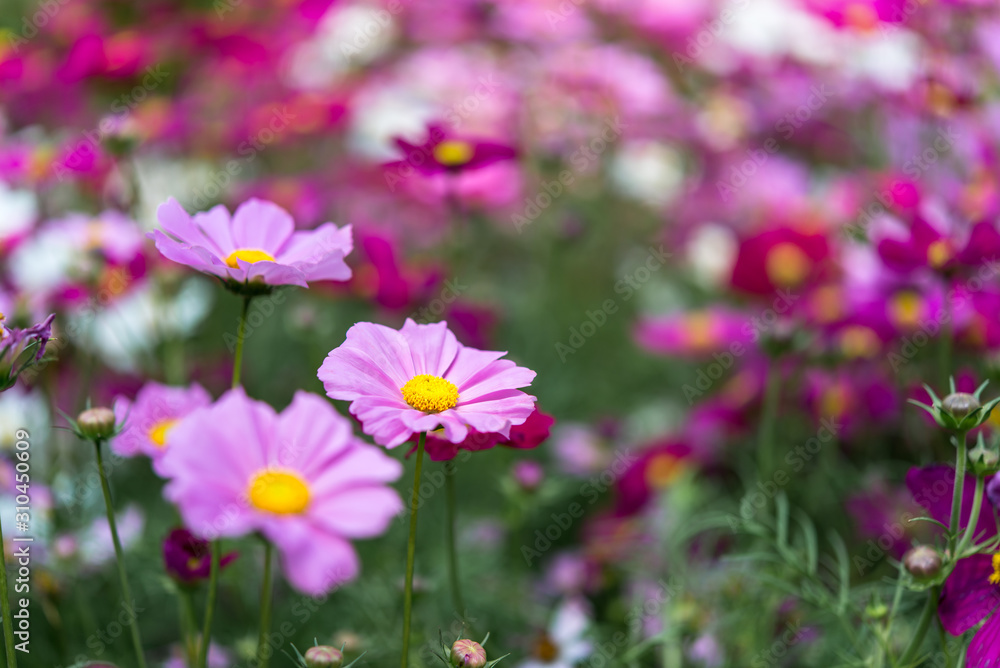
[401,432,426,668]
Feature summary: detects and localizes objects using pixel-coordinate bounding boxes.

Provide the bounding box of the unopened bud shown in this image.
[451,639,487,668]
[304,646,343,668]
[77,407,116,440]
[904,545,942,580]
[512,461,544,492]
[943,393,979,419]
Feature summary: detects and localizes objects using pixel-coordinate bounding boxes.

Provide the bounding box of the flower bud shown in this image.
[304,646,343,668]
[943,393,980,419]
[512,461,544,492]
[904,545,942,580]
[451,639,487,668]
[77,407,117,440]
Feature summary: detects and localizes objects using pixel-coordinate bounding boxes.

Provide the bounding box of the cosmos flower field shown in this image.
[4,0,1000,666]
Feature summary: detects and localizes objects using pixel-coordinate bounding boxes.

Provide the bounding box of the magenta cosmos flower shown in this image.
[161,388,402,595]
[409,408,554,462]
[908,465,1000,665]
[163,528,237,584]
[111,382,212,477]
[385,124,517,177]
[318,319,537,448]
[150,197,353,290]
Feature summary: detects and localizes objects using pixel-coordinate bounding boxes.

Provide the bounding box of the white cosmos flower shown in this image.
[0,180,37,244]
[69,277,213,373]
[519,598,593,668]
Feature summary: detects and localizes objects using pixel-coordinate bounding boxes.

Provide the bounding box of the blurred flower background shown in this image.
[3,0,1000,665]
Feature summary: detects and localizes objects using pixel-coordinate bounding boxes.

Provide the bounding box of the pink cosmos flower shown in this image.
[634,308,754,357]
[161,388,402,596]
[111,382,212,477]
[318,319,536,448]
[150,197,353,289]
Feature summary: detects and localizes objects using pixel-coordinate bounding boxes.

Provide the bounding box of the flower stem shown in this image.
[198,541,220,668]
[957,473,985,557]
[257,540,274,668]
[180,588,198,668]
[199,295,253,667]
[757,361,781,477]
[232,296,252,390]
[0,496,16,668]
[949,432,968,553]
[445,465,466,619]
[401,432,426,668]
[898,587,938,666]
[95,440,148,668]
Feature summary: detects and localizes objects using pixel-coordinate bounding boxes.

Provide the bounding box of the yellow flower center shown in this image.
[645,453,683,489]
[401,375,459,413]
[225,248,276,269]
[844,3,879,31]
[821,384,852,419]
[766,243,812,288]
[889,291,924,329]
[684,312,716,351]
[989,553,1000,585]
[433,140,474,167]
[248,470,311,515]
[148,419,179,449]
[839,325,880,359]
[187,556,202,571]
[927,239,953,269]
[810,285,844,323]
[534,634,559,663]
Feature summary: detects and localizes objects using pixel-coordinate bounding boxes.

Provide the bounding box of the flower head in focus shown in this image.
[149,198,353,293]
[319,319,536,448]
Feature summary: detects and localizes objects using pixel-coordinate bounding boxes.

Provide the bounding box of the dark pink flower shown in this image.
[409,408,554,461]
[163,528,237,584]
[385,124,516,177]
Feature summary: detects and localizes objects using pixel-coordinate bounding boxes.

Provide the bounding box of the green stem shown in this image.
[257,540,274,668]
[757,361,782,477]
[0,492,16,668]
[949,433,968,553]
[198,296,252,667]
[401,433,426,668]
[232,296,252,390]
[180,588,198,668]
[957,474,985,556]
[198,541,220,668]
[95,441,148,668]
[445,465,466,619]
[898,587,938,666]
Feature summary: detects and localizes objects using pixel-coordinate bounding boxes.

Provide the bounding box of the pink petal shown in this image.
[231,198,294,252]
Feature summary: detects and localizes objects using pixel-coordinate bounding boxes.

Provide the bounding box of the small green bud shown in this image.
[304,646,343,668]
[865,601,888,620]
[969,432,1000,475]
[904,546,942,580]
[77,407,117,440]
[451,639,487,668]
